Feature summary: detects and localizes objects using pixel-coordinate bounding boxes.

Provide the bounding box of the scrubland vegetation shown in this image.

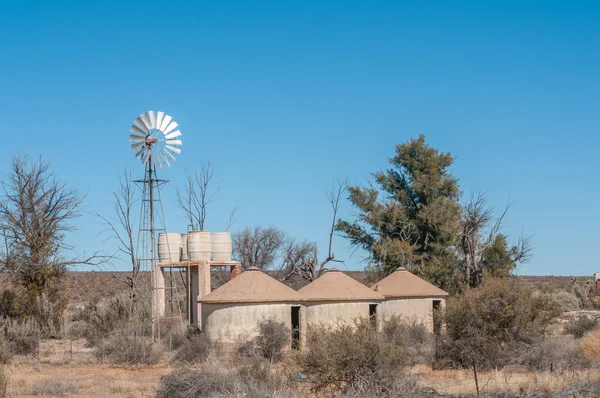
[1,276,599,397]
[0,139,599,397]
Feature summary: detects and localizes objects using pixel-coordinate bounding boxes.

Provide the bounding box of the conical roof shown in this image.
[299,269,384,302]
[372,267,448,298]
[199,268,302,304]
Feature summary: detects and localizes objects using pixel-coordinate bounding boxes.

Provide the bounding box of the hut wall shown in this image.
[201,302,293,343]
[303,302,372,328]
[378,298,445,332]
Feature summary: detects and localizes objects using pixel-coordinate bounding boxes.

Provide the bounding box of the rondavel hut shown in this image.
[372,267,448,333]
[199,267,302,345]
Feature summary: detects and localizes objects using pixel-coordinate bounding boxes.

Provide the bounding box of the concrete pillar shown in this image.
[155,266,165,317]
[195,260,211,330]
[189,265,199,326]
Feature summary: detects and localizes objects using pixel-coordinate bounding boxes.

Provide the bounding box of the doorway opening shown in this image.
[369,304,378,327]
[433,300,442,336]
[291,306,300,349]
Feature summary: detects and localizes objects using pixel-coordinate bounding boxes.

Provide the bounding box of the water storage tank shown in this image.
[188,231,212,261]
[181,234,188,261]
[211,232,232,261]
[158,233,183,263]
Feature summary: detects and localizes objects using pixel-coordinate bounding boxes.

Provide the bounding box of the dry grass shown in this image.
[412,364,600,396]
[580,329,600,359]
[4,363,167,397]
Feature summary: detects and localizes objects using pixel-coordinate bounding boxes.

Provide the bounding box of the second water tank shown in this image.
[211,232,232,261]
[188,231,212,261]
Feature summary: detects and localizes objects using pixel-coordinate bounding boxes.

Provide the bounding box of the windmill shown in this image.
[129,111,183,340]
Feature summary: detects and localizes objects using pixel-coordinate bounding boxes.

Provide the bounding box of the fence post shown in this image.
[102,339,105,364]
[37,332,40,361]
[70,339,73,361]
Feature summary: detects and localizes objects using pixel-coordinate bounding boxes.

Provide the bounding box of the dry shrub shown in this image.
[172,334,214,365]
[580,329,600,360]
[156,368,235,398]
[523,335,590,372]
[564,316,598,338]
[1,320,38,357]
[156,361,291,398]
[237,318,290,363]
[441,278,561,371]
[30,374,79,396]
[96,333,161,365]
[0,365,6,398]
[295,318,408,394]
[381,316,434,365]
[69,293,133,345]
[548,291,581,312]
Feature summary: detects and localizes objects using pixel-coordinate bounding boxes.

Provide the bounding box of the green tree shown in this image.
[336,135,462,288]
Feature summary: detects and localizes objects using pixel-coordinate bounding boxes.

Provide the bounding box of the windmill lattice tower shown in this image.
[129,110,184,341]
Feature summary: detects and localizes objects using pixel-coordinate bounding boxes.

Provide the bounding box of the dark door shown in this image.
[291,306,300,349]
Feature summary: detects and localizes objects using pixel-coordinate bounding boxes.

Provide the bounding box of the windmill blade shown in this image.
[164,130,182,139]
[140,113,152,131]
[148,110,157,129]
[155,153,163,170]
[135,147,145,159]
[134,117,149,133]
[129,134,145,142]
[162,148,177,162]
[142,149,151,165]
[160,150,171,167]
[166,139,182,146]
[165,145,181,155]
[131,141,144,150]
[156,111,165,131]
[130,125,147,136]
[159,115,172,132]
[163,121,178,135]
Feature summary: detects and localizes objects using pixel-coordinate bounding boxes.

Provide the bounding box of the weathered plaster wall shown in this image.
[303,302,373,328]
[378,298,445,332]
[201,302,295,343]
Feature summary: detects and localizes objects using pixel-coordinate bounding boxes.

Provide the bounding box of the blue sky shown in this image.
[0,1,598,276]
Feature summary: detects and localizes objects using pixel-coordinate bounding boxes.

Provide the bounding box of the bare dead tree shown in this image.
[232,226,286,270]
[175,160,221,230]
[0,153,109,331]
[96,168,141,317]
[281,180,347,282]
[226,204,238,232]
[460,192,531,287]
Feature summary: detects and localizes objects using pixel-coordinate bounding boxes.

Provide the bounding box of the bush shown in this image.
[172,334,213,365]
[441,278,561,370]
[523,335,590,371]
[295,318,408,393]
[0,365,6,398]
[30,374,79,396]
[381,316,434,365]
[157,368,234,398]
[96,333,161,365]
[1,321,38,357]
[237,318,290,363]
[580,329,600,360]
[564,316,598,338]
[549,291,581,312]
[156,363,291,398]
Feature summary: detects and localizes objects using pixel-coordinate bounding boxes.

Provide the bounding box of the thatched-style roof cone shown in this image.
[371,267,448,298]
[199,267,302,304]
[299,268,385,302]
